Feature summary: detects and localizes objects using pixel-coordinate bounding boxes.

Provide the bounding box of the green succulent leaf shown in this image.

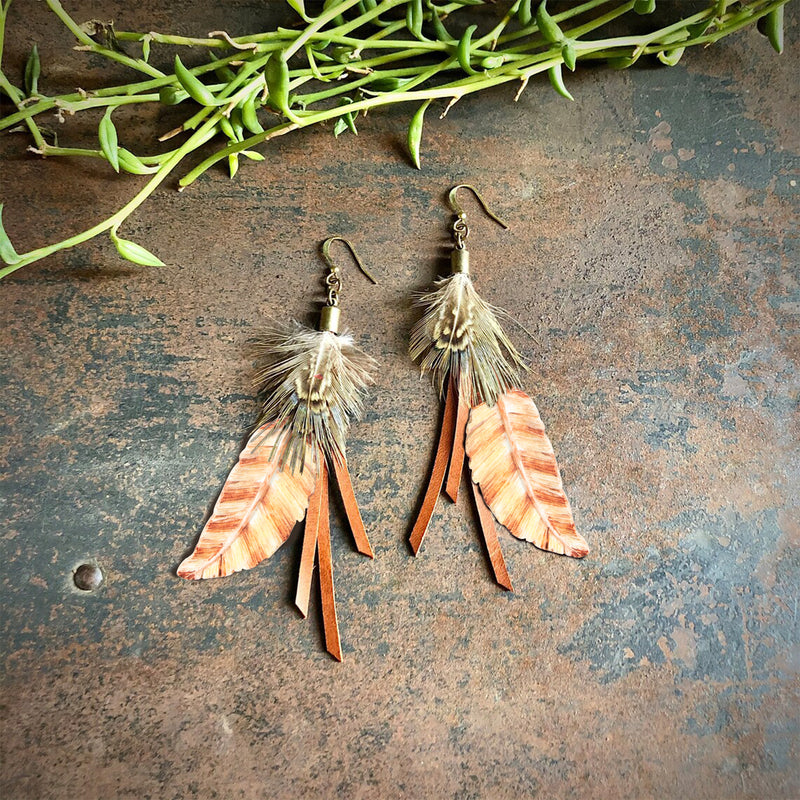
[322,0,345,27]
[241,93,264,134]
[457,24,479,75]
[98,106,120,172]
[536,1,563,44]
[407,98,432,169]
[286,0,314,22]
[758,7,784,54]
[24,44,40,96]
[111,232,165,266]
[118,148,159,174]
[428,2,455,44]
[174,55,219,106]
[332,46,355,63]
[212,57,237,83]
[518,0,533,26]
[158,86,184,106]
[0,205,22,266]
[366,76,412,92]
[657,47,685,66]
[609,56,636,70]
[219,115,237,141]
[548,63,574,101]
[265,51,292,116]
[333,117,348,137]
[480,55,506,70]
[562,41,577,71]
[407,0,427,41]
[686,20,710,39]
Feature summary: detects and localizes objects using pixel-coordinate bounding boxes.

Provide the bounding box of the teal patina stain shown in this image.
[561,508,797,685]
[636,66,790,189]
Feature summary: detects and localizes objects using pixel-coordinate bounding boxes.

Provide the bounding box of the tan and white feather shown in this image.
[251,321,374,469]
[409,272,525,407]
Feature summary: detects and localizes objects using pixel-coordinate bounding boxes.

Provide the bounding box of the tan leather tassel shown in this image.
[409,376,459,555]
[295,455,325,618]
[316,464,342,661]
[470,479,513,592]
[332,455,374,558]
[444,384,470,503]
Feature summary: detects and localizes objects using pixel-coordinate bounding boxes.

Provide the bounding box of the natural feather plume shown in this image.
[250,321,374,469]
[177,422,318,580]
[409,272,525,407]
[466,390,588,558]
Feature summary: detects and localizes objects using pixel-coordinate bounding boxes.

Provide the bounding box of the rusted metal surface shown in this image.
[1,2,798,798]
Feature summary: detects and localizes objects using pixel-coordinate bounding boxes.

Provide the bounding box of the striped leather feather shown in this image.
[465,390,588,558]
[178,422,318,580]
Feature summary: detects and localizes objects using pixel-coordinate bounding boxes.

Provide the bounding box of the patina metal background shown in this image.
[1,2,797,798]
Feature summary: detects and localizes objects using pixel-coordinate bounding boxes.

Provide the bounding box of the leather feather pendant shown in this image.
[179,316,375,661]
[466,390,588,558]
[178,423,317,580]
[408,185,588,588]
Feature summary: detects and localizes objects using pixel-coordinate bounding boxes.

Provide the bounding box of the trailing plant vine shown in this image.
[0,0,788,277]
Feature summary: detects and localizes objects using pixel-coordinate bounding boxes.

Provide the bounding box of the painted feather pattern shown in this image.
[465,390,588,558]
[177,422,318,580]
[409,272,525,407]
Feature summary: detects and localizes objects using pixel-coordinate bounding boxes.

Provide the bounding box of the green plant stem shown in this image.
[0,72,47,147]
[171,0,786,187]
[0,0,789,275]
[494,0,618,47]
[44,0,164,78]
[0,52,249,131]
[284,0,365,58]
[30,144,102,158]
[176,52,581,188]
[0,114,221,279]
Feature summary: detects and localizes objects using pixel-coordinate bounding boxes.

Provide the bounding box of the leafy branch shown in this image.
[0,0,788,278]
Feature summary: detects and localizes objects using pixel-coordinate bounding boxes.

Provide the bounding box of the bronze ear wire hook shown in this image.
[445,185,509,275]
[447,184,509,252]
[319,236,378,332]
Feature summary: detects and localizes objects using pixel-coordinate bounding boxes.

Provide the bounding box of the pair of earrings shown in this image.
[178,185,589,661]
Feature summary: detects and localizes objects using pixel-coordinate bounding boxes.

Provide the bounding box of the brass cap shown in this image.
[451,248,470,274]
[319,305,341,333]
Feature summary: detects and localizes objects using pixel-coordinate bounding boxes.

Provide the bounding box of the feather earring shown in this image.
[408,185,588,589]
[178,237,378,661]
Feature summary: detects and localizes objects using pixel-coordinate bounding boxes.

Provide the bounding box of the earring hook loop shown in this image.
[317,237,376,333]
[321,236,378,291]
[447,185,510,231]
